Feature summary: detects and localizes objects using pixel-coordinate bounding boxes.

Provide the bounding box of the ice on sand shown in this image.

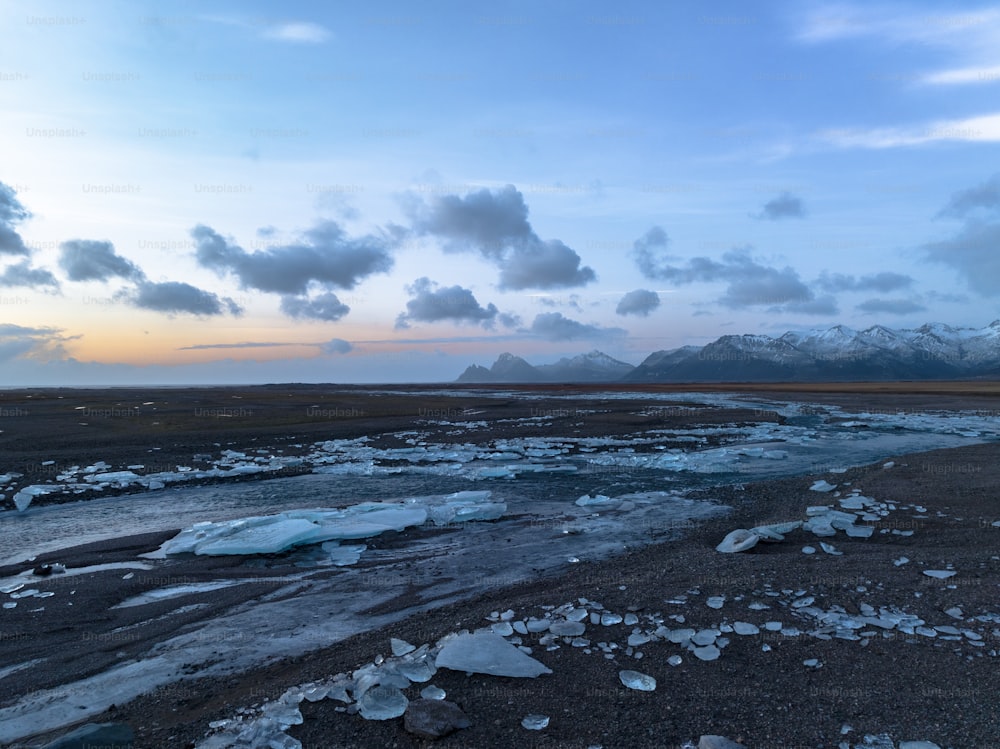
[619,670,656,691]
[147,492,504,557]
[922,570,956,579]
[521,714,550,730]
[358,685,408,720]
[435,633,551,677]
[810,480,837,492]
[715,529,759,553]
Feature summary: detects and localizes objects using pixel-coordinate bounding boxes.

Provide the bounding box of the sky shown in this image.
[1,0,999,385]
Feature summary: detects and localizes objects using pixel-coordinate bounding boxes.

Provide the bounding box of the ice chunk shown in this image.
[435,633,552,677]
[521,714,550,730]
[549,621,586,636]
[321,542,366,566]
[715,529,759,553]
[820,542,843,556]
[618,670,656,691]
[574,494,622,510]
[751,520,802,541]
[922,570,956,579]
[420,685,446,700]
[733,622,759,635]
[810,480,837,492]
[391,638,416,657]
[692,644,720,661]
[358,685,408,720]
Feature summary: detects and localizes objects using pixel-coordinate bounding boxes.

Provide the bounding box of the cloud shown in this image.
[407,185,596,290]
[815,271,913,293]
[797,6,1000,91]
[0,260,59,290]
[192,221,394,295]
[616,289,661,317]
[780,295,839,315]
[0,323,74,362]
[923,219,1000,296]
[936,174,1000,218]
[178,341,296,350]
[280,292,351,321]
[818,112,1000,148]
[263,22,331,43]
[497,312,522,328]
[320,338,352,354]
[856,298,927,315]
[527,312,626,342]
[396,277,498,329]
[755,192,806,220]
[122,280,243,316]
[0,182,30,256]
[58,239,143,282]
[631,226,675,280]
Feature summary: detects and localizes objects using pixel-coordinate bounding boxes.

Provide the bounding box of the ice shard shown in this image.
[435,633,552,677]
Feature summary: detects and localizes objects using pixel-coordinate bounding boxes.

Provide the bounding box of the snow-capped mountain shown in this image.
[625,321,1000,382]
[455,322,1000,383]
[456,350,634,383]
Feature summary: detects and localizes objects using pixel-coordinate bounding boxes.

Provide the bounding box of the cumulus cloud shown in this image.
[780,295,839,315]
[616,289,661,317]
[856,298,927,315]
[396,277,498,329]
[320,338,353,354]
[407,185,596,290]
[280,292,351,321]
[58,239,143,282]
[121,281,243,316]
[755,192,806,220]
[634,238,834,314]
[936,174,1000,218]
[191,221,394,295]
[527,312,626,341]
[0,182,30,256]
[815,271,913,293]
[0,260,59,290]
[923,220,1000,295]
[631,226,675,280]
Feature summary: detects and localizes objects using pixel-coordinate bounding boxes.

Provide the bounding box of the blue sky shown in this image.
[0,0,999,384]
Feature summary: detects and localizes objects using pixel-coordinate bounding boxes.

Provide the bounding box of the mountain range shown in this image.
[455,321,1000,383]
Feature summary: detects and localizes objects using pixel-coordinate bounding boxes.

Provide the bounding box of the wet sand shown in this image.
[1,385,999,747]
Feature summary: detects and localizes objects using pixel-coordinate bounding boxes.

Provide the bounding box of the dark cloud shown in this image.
[634,241,830,313]
[755,192,806,220]
[616,289,661,317]
[923,220,1000,296]
[396,277,498,329]
[0,260,60,290]
[123,280,243,316]
[0,182,31,256]
[58,239,143,282]
[856,298,927,315]
[320,338,353,354]
[527,312,626,341]
[936,175,1000,219]
[280,292,351,321]
[407,185,596,290]
[0,323,74,362]
[191,220,394,295]
[631,226,674,280]
[815,271,913,293]
[497,312,522,328]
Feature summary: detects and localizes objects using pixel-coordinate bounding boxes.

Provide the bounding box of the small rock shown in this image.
[404,699,471,739]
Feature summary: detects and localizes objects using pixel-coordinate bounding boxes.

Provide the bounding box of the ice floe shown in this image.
[144,491,505,559]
